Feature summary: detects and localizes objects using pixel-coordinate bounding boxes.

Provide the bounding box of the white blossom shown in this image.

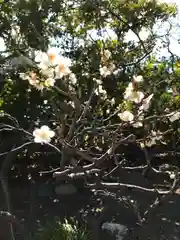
[133,91,144,104]
[28,78,39,87]
[99,66,111,77]
[55,60,71,79]
[139,93,154,111]
[99,63,115,77]
[125,82,134,92]
[109,63,116,71]
[124,89,144,104]
[44,78,55,87]
[133,75,144,83]
[113,69,121,75]
[104,49,112,59]
[40,67,54,79]
[34,83,44,91]
[33,125,55,143]
[37,50,71,79]
[133,111,144,128]
[38,51,59,69]
[20,71,44,90]
[124,82,145,103]
[124,83,134,99]
[118,111,134,122]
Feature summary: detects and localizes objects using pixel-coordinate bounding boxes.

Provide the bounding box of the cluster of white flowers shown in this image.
[124,76,144,103]
[104,49,112,59]
[99,63,116,78]
[99,49,116,77]
[28,48,177,146]
[19,72,44,90]
[38,51,71,79]
[19,49,77,90]
[124,83,144,104]
[44,78,56,88]
[118,75,154,126]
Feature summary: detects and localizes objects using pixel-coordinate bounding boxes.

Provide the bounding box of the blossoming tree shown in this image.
[0,0,180,238]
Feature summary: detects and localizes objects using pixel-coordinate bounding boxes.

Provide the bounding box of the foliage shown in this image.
[31,218,90,240]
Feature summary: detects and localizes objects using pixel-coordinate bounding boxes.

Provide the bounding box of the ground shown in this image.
[0,169,180,240]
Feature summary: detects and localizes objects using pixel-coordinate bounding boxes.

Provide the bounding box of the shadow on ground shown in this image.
[0,170,180,240]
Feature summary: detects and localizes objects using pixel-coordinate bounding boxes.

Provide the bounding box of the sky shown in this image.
[154,0,180,57]
[87,0,180,58]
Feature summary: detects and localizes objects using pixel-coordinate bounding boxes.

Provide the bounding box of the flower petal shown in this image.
[118,111,134,122]
[33,129,41,137]
[34,137,44,143]
[48,130,55,138]
[40,125,50,131]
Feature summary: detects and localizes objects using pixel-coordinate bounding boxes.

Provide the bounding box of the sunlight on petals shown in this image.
[133,75,144,83]
[44,78,55,87]
[33,125,55,143]
[118,111,134,122]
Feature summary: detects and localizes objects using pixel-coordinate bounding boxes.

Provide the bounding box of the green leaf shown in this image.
[0,99,4,107]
